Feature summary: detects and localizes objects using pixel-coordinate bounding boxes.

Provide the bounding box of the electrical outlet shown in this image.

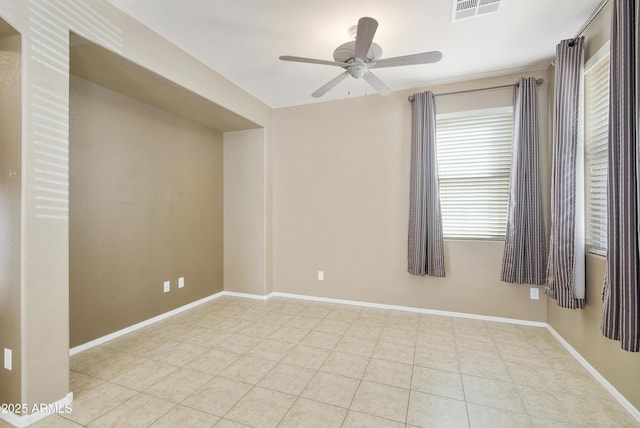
[530,287,539,300]
[317,271,324,281]
[163,281,170,293]
[4,348,11,371]
[178,277,184,288]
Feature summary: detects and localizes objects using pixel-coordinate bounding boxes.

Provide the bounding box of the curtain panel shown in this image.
[545,37,586,309]
[501,77,546,285]
[408,91,445,277]
[601,0,640,352]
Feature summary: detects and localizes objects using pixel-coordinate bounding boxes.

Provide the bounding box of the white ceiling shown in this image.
[106,0,601,108]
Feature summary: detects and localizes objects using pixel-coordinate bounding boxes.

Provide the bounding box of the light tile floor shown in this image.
[3,296,638,427]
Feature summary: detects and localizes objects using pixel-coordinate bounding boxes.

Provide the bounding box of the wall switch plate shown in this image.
[317,271,324,281]
[178,277,184,288]
[163,281,170,293]
[4,348,11,370]
[530,287,539,300]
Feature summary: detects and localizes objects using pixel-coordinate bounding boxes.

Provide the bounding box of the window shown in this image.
[584,46,609,256]
[436,107,513,239]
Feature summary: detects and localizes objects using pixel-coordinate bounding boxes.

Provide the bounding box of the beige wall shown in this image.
[0,31,21,405]
[69,76,224,346]
[273,70,549,322]
[224,129,267,295]
[547,1,640,411]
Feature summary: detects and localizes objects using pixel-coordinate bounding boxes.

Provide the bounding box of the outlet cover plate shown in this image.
[178,277,184,288]
[317,271,324,281]
[530,287,539,300]
[163,281,170,293]
[4,348,11,370]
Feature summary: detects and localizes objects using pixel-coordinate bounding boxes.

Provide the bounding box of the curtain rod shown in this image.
[570,0,610,45]
[407,78,544,102]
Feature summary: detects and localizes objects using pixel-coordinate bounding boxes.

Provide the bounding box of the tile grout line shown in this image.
[489,326,533,424]
[405,318,420,427]
[452,318,473,428]
[270,301,338,428]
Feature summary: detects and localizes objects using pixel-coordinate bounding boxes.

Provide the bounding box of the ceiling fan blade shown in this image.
[312,72,349,97]
[354,17,378,60]
[372,51,443,69]
[280,55,348,67]
[363,71,392,96]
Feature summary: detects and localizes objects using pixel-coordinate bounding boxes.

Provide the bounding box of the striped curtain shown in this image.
[601,0,640,352]
[408,91,445,277]
[501,77,546,285]
[545,37,586,309]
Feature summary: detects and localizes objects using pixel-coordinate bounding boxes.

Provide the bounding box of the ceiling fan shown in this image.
[279,16,442,98]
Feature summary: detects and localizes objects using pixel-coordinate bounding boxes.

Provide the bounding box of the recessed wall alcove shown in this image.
[69,34,264,346]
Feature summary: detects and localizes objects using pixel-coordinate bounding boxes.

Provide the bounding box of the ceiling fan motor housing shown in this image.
[333,41,383,63]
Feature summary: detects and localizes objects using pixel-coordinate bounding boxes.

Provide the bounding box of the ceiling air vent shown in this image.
[452,0,503,21]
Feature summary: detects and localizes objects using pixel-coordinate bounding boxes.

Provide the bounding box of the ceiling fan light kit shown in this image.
[279,16,442,98]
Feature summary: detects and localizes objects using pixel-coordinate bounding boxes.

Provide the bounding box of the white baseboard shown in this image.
[69,291,225,355]
[270,291,547,327]
[69,288,544,357]
[65,288,638,424]
[222,291,273,300]
[69,290,276,355]
[0,392,73,428]
[546,325,640,423]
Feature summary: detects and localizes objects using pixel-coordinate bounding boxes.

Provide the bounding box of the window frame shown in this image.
[435,106,514,241]
[584,42,610,257]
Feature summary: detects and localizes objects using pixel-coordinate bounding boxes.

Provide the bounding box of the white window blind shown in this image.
[436,107,513,239]
[584,51,610,256]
